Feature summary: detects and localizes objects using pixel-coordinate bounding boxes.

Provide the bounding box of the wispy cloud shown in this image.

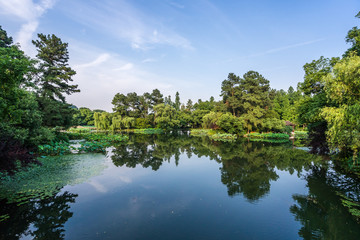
[61,0,193,50]
[249,38,326,57]
[168,1,185,9]
[0,0,56,55]
[114,63,134,71]
[75,53,111,69]
[67,41,173,111]
[142,58,157,63]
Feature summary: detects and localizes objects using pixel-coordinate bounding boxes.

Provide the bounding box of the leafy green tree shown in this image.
[72,107,95,126]
[344,11,360,57]
[191,109,210,128]
[297,57,339,154]
[94,112,112,130]
[321,54,360,161]
[273,89,290,120]
[153,103,180,130]
[202,111,222,129]
[0,28,53,171]
[111,115,122,132]
[217,113,244,134]
[262,118,285,132]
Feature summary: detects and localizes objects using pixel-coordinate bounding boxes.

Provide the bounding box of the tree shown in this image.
[174,91,181,111]
[221,73,240,116]
[153,103,180,130]
[32,34,79,102]
[112,93,129,116]
[237,71,271,132]
[186,99,193,111]
[297,57,339,154]
[321,54,360,162]
[0,25,13,48]
[343,11,360,57]
[150,89,164,107]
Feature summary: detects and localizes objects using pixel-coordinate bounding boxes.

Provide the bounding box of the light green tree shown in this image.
[321,54,360,162]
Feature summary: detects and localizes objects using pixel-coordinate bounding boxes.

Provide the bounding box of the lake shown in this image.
[1,133,360,239]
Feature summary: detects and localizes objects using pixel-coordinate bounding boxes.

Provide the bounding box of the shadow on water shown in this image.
[111,133,322,202]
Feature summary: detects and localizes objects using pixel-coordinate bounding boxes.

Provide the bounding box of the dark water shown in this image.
[1,133,360,240]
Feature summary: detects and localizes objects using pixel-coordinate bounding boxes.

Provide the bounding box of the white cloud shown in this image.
[61,0,193,50]
[75,53,111,69]
[142,58,157,63]
[66,41,173,111]
[114,63,134,71]
[0,0,56,54]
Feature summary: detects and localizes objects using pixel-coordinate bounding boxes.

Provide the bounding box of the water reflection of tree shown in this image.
[0,191,77,240]
[290,166,360,239]
[111,133,320,202]
[111,133,221,170]
[219,142,320,201]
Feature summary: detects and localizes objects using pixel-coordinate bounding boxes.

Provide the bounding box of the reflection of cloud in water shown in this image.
[115,193,195,221]
[88,180,107,193]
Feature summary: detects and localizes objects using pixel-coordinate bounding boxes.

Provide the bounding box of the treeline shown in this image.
[0,27,79,171]
[90,72,301,135]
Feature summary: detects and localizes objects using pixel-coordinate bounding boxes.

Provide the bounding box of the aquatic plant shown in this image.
[0,154,107,205]
[133,128,164,134]
[38,141,72,156]
[246,132,289,139]
[210,133,237,142]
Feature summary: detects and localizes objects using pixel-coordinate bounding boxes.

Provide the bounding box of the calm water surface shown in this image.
[1,133,360,239]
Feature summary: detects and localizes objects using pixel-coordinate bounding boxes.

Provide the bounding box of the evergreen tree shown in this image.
[32,34,79,102]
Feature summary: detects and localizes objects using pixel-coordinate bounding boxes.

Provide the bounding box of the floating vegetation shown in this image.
[38,141,73,156]
[133,128,164,134]
[190,129,212,136]
[78,141,109,153]
[0,154,107,205]
[246,132,289,139]
[209,133,237,142]
[38,133,129,156]
[249,138,290,144]
[190,129,237,141]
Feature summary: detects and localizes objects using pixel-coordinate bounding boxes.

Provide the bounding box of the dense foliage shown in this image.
[0,27,79,172]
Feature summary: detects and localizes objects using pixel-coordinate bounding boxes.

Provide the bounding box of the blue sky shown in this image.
[1,0,359,111]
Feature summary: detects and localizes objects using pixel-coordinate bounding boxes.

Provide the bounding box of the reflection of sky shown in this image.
[60,153,308,240]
